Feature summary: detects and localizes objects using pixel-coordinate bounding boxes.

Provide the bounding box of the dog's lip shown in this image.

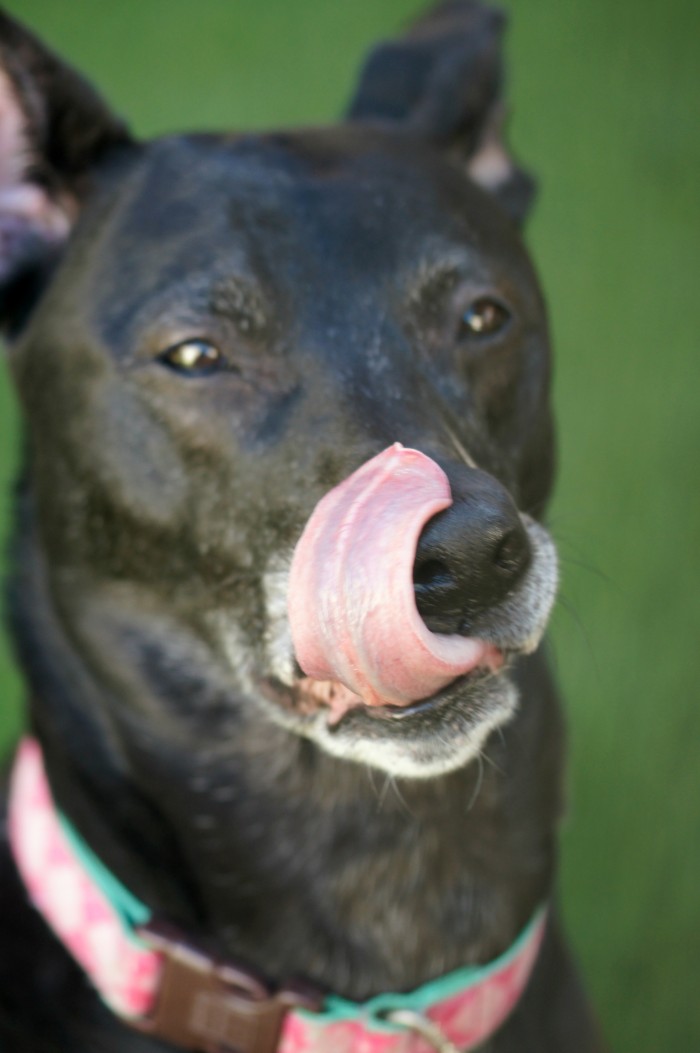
[261,646,508,729]
[332,651,513,726]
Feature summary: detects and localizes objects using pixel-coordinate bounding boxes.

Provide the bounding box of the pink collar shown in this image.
[9,737,546,1053]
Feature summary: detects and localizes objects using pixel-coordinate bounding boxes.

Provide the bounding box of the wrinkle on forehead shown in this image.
[49,126,539,362]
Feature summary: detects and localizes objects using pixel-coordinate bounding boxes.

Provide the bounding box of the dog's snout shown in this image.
[413,469,531,635]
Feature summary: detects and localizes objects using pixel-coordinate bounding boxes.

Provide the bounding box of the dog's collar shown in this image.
[9,737,547,1053]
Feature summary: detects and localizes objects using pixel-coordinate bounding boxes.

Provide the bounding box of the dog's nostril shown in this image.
[413,559,454,591]
[493,525,531,577]
[413,558,462,634]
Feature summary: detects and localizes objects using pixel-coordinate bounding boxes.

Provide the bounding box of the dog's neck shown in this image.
[10,494,565,1002]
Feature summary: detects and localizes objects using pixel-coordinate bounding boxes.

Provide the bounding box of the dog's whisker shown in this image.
[440,419,477,469]
[384,773,415,818]
[554,593,604,689]
[485,726,508,773]
[209,569,257,596]
[378,772,393,811]
[466,751,485,811]
[557,556,615,589]
[547,525,614,585]
[365,763,381,804]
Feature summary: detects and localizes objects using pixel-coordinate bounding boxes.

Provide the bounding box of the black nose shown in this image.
[413,467,531,636]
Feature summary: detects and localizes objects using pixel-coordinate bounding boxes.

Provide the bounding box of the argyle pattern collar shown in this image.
[8,737,546,1052]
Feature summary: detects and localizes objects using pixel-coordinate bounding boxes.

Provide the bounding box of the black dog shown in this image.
[0,4,604,1051]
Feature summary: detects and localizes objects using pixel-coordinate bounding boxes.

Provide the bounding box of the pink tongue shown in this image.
[288,444,500,712]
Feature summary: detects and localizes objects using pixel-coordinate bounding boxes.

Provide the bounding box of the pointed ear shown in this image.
[345,1,535,225]
[0,11,132,330]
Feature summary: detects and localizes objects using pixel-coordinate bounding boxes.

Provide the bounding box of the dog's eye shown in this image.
[459,298,510,339]
[159,339,223,375]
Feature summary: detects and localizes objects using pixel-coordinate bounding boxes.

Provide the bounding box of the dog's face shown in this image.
[2,6,556,778]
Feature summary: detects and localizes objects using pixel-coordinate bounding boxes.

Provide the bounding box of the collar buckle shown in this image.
[383,1009,461,1053]
[135,919,323,1053]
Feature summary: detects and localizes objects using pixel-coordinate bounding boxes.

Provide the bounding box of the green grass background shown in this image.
[1,1,698,1048]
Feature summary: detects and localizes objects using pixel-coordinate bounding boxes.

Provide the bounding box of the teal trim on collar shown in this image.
[58,809,546,1030]
[58,813,152,947]
[308,904,547,1032]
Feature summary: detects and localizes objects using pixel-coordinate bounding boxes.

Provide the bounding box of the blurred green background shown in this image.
[1,1,698,1048]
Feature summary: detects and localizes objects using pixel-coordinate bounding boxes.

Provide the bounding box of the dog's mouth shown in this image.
[267,651,506,727]
[258,651,520,779]
[257,444,557,776]
[292,631,506,726]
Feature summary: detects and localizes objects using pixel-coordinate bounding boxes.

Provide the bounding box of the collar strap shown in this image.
[9,737,547,1053]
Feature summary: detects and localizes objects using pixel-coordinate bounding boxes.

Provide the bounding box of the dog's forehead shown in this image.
[46,126,540,357]
[80,127,526,304]
[136,127,502,235]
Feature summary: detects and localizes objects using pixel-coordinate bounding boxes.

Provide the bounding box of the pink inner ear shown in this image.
[0,68,71,277]
[0,67,30,188]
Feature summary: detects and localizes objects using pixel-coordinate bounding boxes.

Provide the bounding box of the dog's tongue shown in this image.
[288,444,500,719]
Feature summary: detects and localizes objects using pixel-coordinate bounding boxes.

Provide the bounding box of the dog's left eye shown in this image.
[159,339,224,375]
[459,298,511,339]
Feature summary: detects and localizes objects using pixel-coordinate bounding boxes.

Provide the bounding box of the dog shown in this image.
[0,3,605,1051]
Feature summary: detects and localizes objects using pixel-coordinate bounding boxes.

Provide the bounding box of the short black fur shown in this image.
[0,3,603,1050]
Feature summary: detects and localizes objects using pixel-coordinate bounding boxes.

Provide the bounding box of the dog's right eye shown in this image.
[458,297,511,340]
[159,339,224,376]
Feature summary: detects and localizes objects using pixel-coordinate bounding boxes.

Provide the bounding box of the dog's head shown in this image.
[1,3,556,780]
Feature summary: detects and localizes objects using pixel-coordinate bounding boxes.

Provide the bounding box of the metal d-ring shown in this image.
[383,1008,461,1053]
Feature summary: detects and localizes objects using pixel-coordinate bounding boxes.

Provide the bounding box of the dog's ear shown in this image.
[346,1,534,224]
[0,12,132,332]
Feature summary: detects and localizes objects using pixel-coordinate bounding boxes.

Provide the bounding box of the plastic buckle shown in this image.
[135,919,323,1053]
